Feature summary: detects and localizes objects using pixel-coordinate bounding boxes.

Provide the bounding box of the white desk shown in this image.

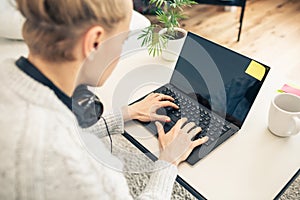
[1,37,299,200]
[97,48,300,200]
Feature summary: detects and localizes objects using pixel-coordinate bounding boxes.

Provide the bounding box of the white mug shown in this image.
[268,93,300,137]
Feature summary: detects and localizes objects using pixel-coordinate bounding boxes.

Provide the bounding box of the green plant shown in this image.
[138,0,197,57]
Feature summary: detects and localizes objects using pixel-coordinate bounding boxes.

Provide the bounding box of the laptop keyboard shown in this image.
[159,87,232,146]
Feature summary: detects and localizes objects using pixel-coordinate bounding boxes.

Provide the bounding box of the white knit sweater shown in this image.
[0,59,178,200]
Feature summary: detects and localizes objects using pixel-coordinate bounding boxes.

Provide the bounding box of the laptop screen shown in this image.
[170,32,270,128]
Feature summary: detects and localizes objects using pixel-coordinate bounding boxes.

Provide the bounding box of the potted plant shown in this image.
[138,0,197,61]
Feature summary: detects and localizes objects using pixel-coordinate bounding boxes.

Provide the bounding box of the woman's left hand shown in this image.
[123,93,179,122]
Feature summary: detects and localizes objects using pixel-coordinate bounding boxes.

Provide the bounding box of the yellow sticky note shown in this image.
[245,60,266,81]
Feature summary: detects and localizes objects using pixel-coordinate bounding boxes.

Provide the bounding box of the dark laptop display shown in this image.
[134,32,270,165]
[171,32,270,128]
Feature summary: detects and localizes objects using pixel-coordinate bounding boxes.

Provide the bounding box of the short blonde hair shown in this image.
[16,0,129,62]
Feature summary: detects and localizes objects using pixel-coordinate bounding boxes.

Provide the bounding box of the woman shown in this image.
[0,0,208,199]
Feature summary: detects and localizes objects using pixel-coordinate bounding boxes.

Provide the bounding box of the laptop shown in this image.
[133,32,270,165]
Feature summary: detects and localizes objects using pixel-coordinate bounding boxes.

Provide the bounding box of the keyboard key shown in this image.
[170,114,179,123]
[225,125,231,131]
[204,139,213,146]
[222,127,227,133]
[166,107,173,111]
[208,131,215,136]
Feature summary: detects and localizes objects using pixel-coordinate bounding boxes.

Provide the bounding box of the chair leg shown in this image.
[237,2,246,42]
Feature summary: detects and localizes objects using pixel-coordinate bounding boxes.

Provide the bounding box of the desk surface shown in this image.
[1,38,299,200]
[97,48,300,200]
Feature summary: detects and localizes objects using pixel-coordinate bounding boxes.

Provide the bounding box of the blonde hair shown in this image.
[16,0,129,62]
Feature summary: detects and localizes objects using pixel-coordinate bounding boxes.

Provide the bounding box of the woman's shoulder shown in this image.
[0,58,24,92]
[0,59,76,140]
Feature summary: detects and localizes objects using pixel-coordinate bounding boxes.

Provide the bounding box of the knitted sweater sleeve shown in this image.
[46,149,177,200]
[80,111,124,138]
[137,160,178,200]
[79,113,178,199]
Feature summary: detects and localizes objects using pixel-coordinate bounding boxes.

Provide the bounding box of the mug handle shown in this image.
[292,116,300,135]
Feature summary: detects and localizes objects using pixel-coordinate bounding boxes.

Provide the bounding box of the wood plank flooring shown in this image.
[145,0,300,76]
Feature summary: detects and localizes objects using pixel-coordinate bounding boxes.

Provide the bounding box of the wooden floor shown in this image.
[145,0,300,79]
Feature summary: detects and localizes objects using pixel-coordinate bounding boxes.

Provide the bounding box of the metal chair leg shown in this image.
[237,1,246,42]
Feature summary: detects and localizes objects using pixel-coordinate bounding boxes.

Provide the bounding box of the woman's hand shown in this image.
[123,93,179,122]
[155,118,209,166]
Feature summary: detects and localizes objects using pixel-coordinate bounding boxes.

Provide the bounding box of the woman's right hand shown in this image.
[155,118,209,166]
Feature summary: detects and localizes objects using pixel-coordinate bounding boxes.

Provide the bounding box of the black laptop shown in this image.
[133,32,270,165]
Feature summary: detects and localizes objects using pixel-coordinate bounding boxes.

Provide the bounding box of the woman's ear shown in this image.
[82,26,104,58]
